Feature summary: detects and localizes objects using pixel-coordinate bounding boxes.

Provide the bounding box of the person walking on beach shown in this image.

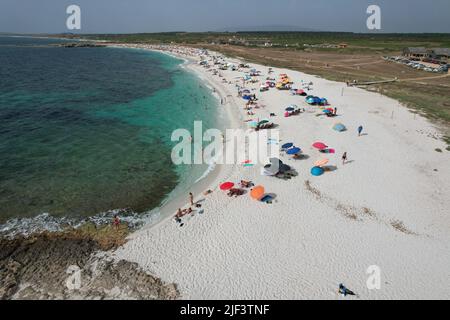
[358,125,364,137]
[342,152,347,165]
[189,192,194,206]
[334,107,337,116]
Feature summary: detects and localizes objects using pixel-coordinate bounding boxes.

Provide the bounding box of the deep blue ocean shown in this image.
[0,36,220,224]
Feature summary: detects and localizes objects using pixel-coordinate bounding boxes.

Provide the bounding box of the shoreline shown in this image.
[0,44,228,236]
[111,44,241,230]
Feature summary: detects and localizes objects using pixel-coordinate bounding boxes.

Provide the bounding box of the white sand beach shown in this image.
[114,45,450,299]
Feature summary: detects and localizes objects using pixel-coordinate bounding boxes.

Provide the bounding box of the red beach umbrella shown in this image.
[312,142,328,150]
[220,182,234,191]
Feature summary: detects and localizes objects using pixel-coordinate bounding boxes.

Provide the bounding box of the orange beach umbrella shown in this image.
[250,185,265,200]
[314,159,329,167]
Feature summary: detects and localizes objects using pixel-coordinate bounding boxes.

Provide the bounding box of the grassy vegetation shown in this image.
[67,31,450,52]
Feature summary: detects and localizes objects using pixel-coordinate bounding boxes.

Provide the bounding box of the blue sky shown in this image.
[1,0,449,34]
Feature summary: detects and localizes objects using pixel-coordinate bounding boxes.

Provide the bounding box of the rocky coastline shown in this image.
[0,222,179,300]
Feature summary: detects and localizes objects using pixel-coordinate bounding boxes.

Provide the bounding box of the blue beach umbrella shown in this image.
[281,143,294,149]
[306,96,316,104]
[333,123,346,132]
[311,166,325,176]
[287,147,301,155]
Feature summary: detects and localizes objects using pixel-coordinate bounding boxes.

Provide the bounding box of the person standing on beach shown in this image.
[113,215,120,230]
[189,192,194,206]
[342,152,347,165]
[358,126,364,136]
[334,107,337,116]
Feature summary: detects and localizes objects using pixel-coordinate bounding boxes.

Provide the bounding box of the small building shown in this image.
[429,48,450,62]
[403,47,428,59]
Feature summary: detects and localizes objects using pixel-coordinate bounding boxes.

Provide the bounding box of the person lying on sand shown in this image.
[339,283,356,297]
[240,180,254,188]
[174,209,183,224]
[227,188,245,197]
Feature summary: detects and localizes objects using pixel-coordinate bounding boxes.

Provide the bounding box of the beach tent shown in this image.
[220,182,234,191]
[312,142,328,150]
[287,147,301,155]
[250,186,265,200]
[311,166,325,176]
[333,123,346,132]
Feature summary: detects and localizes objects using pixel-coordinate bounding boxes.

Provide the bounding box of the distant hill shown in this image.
[215,25,320,33]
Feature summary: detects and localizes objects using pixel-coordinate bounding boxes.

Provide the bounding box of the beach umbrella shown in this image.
[262,164,279,176]
[287,147,301,155]
[285,107,295,111]
[279,163,291,173]
[248,121,258,128]
[312,142,328,150]
[281,143,294,149]
[311,166,325,176]
[258,120,270,126]
[306,96,319,105]
[314,159,329,167]
[333,123,346,132]
[320,98,328,105]
[269,157,283,166]
[220,182,234,191]
[250,185,265,200]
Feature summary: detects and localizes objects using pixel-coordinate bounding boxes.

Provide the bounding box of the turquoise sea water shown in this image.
[0,36,220,224]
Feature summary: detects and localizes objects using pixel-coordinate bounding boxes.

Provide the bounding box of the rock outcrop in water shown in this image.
[0,224,179,300]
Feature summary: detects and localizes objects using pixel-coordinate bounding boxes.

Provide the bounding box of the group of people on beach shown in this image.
[174,192,202,226]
